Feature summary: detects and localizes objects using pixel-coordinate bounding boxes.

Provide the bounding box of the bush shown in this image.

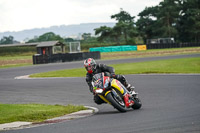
[0,46,36,56]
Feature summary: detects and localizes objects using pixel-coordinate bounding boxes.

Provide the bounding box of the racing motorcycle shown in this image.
[92,72,142,112]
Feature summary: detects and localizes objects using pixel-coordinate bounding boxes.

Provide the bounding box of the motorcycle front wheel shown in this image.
[132,98,142,110]
[106,92,127,112]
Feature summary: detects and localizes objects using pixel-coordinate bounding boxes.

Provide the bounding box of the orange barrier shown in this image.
[137,45,147,51]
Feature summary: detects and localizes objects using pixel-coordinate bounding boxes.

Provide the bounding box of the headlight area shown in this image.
[95,88,103,93]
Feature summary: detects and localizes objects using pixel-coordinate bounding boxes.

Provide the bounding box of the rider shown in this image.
[84,58,134,105]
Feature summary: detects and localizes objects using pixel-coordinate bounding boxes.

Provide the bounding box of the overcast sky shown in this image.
[0,0,163,32]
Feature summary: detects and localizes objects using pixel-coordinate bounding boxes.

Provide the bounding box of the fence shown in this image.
[147,42,200,49]
[33,51,100,64]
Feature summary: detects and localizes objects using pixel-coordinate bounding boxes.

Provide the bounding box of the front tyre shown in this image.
[106,92,127,112]
[132,98,142,110]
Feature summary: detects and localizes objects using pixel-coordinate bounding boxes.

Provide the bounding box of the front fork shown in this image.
[118,81,135,107]
[104,88,134,108]
[123,93,134,107]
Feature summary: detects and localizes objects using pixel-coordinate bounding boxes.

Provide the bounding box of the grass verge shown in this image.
[0,55,32,69]
[0,64,32,69]
[114,57,200,74]
[30,57,200,78]
[0,104,86,124]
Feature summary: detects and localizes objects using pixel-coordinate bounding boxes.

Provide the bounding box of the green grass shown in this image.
[0,55,32,60]
[113,57,200,74]
[0,104,86,124]
[30,68,85,78]
[0,55,32,69]
[30,57,200,78]
[30,68,86,78]
[0,64,32,69]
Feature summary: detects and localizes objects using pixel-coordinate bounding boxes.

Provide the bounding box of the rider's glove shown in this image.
[89,86,93,93]
[93,90,96,95]
[110,73,116,78]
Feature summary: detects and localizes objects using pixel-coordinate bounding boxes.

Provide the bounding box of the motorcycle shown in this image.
[92,72,142,112]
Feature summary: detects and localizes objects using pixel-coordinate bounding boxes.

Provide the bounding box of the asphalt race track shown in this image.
[0,54,200,133]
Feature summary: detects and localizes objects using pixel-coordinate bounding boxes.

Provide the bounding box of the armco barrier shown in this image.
[33,51,100,64]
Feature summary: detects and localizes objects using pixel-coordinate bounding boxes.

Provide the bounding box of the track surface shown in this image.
[0,54,200,133]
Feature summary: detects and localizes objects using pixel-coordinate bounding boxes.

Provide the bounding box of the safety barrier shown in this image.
[146,42,200,49]
[90,45,138,52]
[137,45,147,51]
[89,42,200,53]
[33,51,100,64]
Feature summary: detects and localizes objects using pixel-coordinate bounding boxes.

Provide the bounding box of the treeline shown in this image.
[95,0,200,44]
[0,0,199,46]
[136,0,200,43]
[0,36,19,44]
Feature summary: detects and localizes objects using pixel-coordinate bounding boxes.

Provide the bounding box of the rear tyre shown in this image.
[106,92,127,112]
[132,98,142,110]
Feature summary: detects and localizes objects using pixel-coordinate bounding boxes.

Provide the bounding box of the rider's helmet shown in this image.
[84,58,97,74]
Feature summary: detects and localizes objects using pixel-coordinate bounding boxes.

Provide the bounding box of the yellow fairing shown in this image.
[98,79,125,104]
[111,79,125,94]
[105,91,111,96]
[99,95,111,104]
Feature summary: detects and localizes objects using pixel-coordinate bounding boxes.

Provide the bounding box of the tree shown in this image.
[95,25,123,44]
[82,33,91,40]
[111,8,137,44]
[137,0,180,42]
[0,36,15,44]
[94,26,113,42]
[136,0,200,43]
[64,38,74,42]
[137,6,159,42]
[111,24,123,45]
[156,0,180,38]
[27,32,64,43]
[94,9,138,45]
[178,0,200,42]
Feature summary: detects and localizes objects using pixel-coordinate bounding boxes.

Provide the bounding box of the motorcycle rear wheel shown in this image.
[106,92,127,112]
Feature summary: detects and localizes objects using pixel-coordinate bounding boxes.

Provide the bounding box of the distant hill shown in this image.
[0,23,115,41]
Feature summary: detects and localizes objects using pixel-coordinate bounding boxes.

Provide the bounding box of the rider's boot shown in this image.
[126,84,135,91]
[124,81,135,94]
[118,75,135,93]
[123,93,134,107]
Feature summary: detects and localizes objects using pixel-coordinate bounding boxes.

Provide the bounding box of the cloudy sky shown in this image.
[0,0,162,32]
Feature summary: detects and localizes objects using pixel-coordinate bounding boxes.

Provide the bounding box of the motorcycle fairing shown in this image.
[111,79,127,95]
[92,73,128,105]
[99,95,111,104]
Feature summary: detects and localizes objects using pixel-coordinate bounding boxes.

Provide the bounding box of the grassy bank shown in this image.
[30,57,200,78]
[0,104,86,124]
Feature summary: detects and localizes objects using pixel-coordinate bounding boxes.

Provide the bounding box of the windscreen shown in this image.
[92,73,104,89]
